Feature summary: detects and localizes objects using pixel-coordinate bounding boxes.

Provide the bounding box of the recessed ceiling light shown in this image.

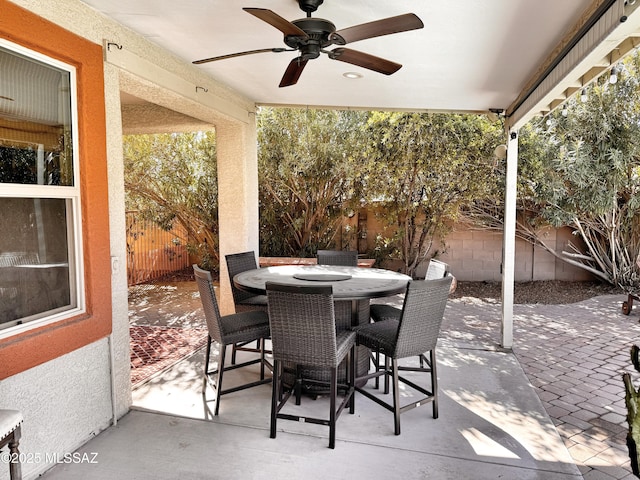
[343,72,363,79]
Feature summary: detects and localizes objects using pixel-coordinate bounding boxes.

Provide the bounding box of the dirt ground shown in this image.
[148,268,623,305]
[450,279,622,304]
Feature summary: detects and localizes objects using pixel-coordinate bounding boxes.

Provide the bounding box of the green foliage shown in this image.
[0,132,69,186]
[360,112,502,277]
[123,132,219,271]
[0,145,38,183]
[467,51,640,289]
[518,52,640,287]
[623,345,640,476]
[257,108,502,276]
[257,107,366,257]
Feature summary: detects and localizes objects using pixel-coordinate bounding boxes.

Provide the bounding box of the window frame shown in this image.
[0,38,86,339]
[0,0,111,380]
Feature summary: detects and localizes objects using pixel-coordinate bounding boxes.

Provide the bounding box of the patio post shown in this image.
[501,128,518,349]
[216,115,260,315]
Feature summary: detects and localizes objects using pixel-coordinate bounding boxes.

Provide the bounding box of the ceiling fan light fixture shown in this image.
[343,71,363,79]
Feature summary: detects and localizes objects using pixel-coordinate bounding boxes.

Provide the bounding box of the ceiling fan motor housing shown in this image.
[286,18,336,59]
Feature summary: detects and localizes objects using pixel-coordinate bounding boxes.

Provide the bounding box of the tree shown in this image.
[257,107,366,257]
[123,131,220,270]
[471,52,640,289]
[360,112,502,277]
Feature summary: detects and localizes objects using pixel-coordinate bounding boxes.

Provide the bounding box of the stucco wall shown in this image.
[3,1,257,477]
[103,62,133,420]
[0,340,113,479]
[0,2,124,478]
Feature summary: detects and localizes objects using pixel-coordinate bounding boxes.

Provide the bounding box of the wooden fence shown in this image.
[126,211,190,285]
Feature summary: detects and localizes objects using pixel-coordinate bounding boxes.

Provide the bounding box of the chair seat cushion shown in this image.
[235,295,268,313]
[221,310,271,344]
[370,304,401,323]
[0,409,23,441]
[238,294,268,306]
[355,319,399,356]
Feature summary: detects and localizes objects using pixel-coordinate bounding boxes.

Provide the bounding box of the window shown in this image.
[0,40,83,336]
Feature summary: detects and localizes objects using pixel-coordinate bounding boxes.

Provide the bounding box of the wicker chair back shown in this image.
[225,251,261,304]
[193,264,224,342]
[266,283,340,368]
[316,250,358,267]
[394,276,452,359]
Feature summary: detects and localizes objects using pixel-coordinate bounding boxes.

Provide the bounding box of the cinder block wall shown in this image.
[431,227,593,282]
[353,208,594,282]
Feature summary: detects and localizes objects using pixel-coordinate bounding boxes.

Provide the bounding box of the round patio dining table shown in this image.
[233,264,411,393]
[233,264,411,303]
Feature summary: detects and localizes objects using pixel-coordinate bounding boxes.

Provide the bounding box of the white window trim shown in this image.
[0,38,86,340]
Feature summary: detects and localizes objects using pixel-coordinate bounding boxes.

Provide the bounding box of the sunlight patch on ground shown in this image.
[445,388,567,463]
[460,428,521,459]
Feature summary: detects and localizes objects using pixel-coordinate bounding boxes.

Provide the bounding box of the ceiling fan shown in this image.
[193,0,424,87]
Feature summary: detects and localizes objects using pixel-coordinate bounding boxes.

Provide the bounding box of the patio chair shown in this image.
[0,409,23,480]
[225,251,269,364]
[193,265,271,416]
[424,258,450,280]
[225,251,268,313]
[355,276,452,435]
[266,282,356,449]
[370,258,450,323]
[316,249,358,267]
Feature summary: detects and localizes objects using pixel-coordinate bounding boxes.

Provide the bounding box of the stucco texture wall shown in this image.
[0,341,113,479]
[0,2,116,477]
[2,2,259,477]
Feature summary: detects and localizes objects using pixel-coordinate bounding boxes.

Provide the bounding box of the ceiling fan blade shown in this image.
[193,48,289,64]
[329,48,401,75]
[331,13,424,45]
[243,8,308,37]
[279,58,308,87]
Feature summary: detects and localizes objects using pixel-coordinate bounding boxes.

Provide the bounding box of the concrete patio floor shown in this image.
[41,282,640,479]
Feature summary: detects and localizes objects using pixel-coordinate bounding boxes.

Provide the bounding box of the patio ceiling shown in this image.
[80,0,640,127]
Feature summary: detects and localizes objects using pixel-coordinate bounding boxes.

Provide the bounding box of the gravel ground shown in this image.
[147,268,624,305]
[450,279,622,304]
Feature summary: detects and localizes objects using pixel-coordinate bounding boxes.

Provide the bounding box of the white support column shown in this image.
[216,115,260,315]
[501,128,519,349]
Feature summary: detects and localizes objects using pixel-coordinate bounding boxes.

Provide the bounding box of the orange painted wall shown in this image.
[0,0,112,378]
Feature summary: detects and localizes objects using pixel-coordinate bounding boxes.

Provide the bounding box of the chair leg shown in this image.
[295,365,302,406]
[8,426,22,480]
[374,348,380,390]
[392,358,401,435]
[213,344,227,416]
[260,338,265,380]
[349,347,356,414]
[384,355,390,395]
[431,349,439,419]
[329,367,337,449]
[270,360,280,439]
[203,336,212,394]
[232,339,264,365]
